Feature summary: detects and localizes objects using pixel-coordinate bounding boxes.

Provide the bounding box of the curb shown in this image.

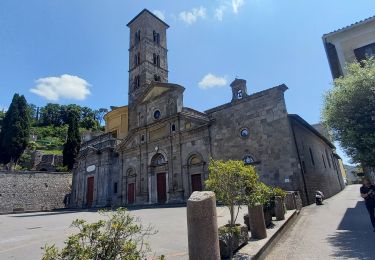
[254,209,301,260]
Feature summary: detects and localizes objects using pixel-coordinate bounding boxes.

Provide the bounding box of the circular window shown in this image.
[153,110,161,119]
[240,128,249,138]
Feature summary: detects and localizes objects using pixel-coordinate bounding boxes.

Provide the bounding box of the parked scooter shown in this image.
[315,190,324,205]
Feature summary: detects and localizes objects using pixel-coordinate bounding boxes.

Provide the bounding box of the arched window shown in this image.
[153,31,160,44]
[151,153,166,166]
[137,52,140,65]
[153,53,157,65]
[157,55,160,67]
[135,30,141,44]
[134,75,140,88]
[189,155,202,165]
[237,89,243,99]
[243,155,255,165]
[127,168,136,177]
[171,124,176,132]
[154,74,160,82]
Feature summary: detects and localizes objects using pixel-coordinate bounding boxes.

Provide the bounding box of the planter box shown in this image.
[244,207,274,230]
[219,224,248,258]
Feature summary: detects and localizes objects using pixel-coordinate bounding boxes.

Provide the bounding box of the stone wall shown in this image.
[0,171,72,214]
[290,117,345,204]
[207,85,302,193]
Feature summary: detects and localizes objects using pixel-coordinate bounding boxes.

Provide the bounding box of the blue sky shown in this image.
[1,0,374,164]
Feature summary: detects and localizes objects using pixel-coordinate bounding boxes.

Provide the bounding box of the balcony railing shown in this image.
[80,133,119,152]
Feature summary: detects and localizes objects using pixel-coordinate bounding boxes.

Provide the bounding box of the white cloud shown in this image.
[198,73,227,89]
[214,0,245,21]
[215,5,227,21]
[153,10,166,21]
[232,0,245,13]
[179,6,206,25]
[30,74,91,101]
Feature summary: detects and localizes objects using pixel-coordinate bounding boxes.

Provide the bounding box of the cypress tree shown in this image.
[63,109,81,170]
[0,94,30,165]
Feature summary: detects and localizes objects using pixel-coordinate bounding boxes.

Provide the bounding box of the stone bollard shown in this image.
[275,196,286,220]
[285,192,296,210]
[187,191,220,260]
[248,204,267,239]
[295,192,303,210]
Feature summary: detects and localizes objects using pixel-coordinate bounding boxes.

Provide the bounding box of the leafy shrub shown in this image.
[55,165,69,172]
[272,187,287,198]
[42,208,158,260]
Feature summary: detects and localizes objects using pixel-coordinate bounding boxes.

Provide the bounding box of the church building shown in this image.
[71,9,345,208]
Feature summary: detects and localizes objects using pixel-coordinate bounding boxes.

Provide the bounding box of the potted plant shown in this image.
[205,159,258,259]
[246,182,274,229]
[272,187,287,220]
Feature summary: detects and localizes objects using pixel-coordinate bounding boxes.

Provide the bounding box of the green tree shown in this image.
[27,103,38,125]
[63,109,81,170]
[0,109,5,128]
[81,106,99,130]
[40,103,62,126]
[42,208,158,260]
[322,58,375,167]
[0,94,30,166]
[205,159,258,258]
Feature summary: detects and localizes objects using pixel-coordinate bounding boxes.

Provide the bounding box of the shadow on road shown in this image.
[327,201,375,259]
[9,209,93,218]
[9,204,188,217]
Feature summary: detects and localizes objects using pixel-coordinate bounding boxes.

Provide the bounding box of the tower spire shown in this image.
[127,9,169,105]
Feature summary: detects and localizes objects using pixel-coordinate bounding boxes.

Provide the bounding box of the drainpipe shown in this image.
[290,120,310,204]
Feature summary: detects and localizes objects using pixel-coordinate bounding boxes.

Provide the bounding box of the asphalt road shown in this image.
[266,184,375,260]
[0,204,246,260]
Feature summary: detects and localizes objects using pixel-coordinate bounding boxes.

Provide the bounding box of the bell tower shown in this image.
[127,9,169,105]
[230,78,248,101]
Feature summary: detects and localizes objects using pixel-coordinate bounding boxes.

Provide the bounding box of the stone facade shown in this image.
[0,171,72,214]
[71,9,345,209]
[289,115,345,202]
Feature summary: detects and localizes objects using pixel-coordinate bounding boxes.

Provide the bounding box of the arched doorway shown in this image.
[126,168,136,205]
[188,155,204,193]
[151,153,167,204]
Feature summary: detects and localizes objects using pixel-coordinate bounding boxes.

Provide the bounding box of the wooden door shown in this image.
[191,174,202,192]
[157,173,167,204]
[128,183,135,204]
[86,177,94,208]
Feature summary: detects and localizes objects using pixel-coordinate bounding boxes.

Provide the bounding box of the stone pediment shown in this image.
[140,82,185,103]
[142,85,170,102]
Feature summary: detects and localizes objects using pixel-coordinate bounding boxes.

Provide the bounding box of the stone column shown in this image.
[187,191,220,260]
[275,196,286,220]
[248,204,267,239]
[285,192,296,210]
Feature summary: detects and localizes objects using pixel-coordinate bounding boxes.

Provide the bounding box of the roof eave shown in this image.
[126,9,170,28]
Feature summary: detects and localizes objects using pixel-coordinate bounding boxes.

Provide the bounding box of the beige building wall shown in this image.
[104,106,129,140]
[323,17,375,77]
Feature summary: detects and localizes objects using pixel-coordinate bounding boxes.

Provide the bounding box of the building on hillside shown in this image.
[71,9,345,209]
[323,15,375,79]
